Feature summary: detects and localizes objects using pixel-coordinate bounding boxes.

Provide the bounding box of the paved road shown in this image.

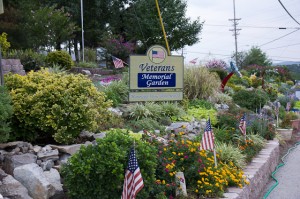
[261,143,300,199]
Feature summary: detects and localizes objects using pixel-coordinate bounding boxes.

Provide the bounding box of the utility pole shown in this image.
[80,0,85,62]
[229,0,241,68]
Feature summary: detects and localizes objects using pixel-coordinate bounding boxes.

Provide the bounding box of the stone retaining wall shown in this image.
[1,59,26,75]
[224,140,280,199]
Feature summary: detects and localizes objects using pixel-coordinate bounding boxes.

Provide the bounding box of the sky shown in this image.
[175,0,300,65]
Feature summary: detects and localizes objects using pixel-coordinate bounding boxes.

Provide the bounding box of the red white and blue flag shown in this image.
[200,118,215,151]
[239,114,246,136]
[112,56,125,68]
[189,58,198,64]
[122,148,144,199]
[152,50,165,59]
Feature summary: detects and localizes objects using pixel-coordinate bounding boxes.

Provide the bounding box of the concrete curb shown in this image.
[223,140,280,199]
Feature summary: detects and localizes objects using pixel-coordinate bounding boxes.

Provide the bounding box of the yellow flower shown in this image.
[163,148,166,151]
[162,180,165,184]
[170,173,174,176]
[172,152,176,155]
[195,189,199,193]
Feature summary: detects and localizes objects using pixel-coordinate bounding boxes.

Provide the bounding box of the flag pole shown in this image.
[213,148,217,167]
[155,0,171,56]
[0,45,4,85]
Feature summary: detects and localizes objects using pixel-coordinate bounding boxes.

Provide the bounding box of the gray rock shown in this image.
[33,145,42,153]
[44,169,64,199]
[0,174,32,199]
[37,149,59,162]
[59,153,71,165]
[13,163,55,199]
[82,69,92,76]
[93,132,106,139]
[3,153,37,175]
[49,144,83,155]
[79,130,94,139]
[41,160,54,171]
[42,145,52,152]
[0,141,25,150]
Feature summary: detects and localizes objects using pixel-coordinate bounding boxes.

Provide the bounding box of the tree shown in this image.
[237,47,272,68]
[122,0,203,53]
[24,5,77,51]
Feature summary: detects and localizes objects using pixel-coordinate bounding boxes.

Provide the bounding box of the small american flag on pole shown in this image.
[189,58,198,64]
[122,148,144,199]
[239,114,246,136]
[112,56,124,68]
[200,118,215,151]
[286,102,291,111]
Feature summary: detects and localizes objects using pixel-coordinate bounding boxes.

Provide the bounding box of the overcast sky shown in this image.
[175,0,300,65]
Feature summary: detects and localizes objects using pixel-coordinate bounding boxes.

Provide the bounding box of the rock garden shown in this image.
[1,52,300,199]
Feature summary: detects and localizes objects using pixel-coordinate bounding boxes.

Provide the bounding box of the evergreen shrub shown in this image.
[61,130,157,199]
[45,50,74,70]
[0,86,13,143]
[5,69,111,143]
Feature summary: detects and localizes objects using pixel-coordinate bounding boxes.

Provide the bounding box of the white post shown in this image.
[213,148,218,167]
[175,172,187,197]
[80,0,85,62]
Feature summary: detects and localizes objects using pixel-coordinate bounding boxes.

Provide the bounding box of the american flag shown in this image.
[189,58,198,64]
[200,118,215,151]
[239,114,246,136]
[122,148,144,199]
[112,56,124,68]
[152,50,165,59]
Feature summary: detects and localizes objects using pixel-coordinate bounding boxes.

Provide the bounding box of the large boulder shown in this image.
[44,169,64,199]
[0,169,32,199]
[3,153,37,175]
[13,163,55,199]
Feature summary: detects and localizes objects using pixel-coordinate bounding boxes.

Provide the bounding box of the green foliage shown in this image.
[294,101,300,109]
[0,86,13,143]
[127,103,153,120]
[209,68,228,80]
[98,79,129,107]
[236,134,265,162]
[4,49,46,71]
[45,50,74,70]
[125,118,166,133]
[188,99,215,109]
[248,119,276,140]
[76,61,98,68]
[5,69,112,143]
[215,142,246,169]
[280,112,298,128]
[214,127,238,144]
[160,102,186,119]
[84,48,96,62]
[232,89,269,112]
[210,92,233,104]
[217,112,239,129]
[184,67,221,100]
[187,107,218,125]
[61,130,157,199]
[0,32,11,53]
[240,47,272,68]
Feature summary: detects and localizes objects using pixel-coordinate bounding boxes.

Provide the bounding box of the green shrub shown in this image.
[127,103,153,120]
[84,48,96,62]
[215,142,246,168]
[0,86,13,143]
[184,67,221,100]
[97,79,129,107]
[125,118,166,132]
[188,99,215,109]
[249,119,276,140]
[217,112,239,129]
[61,130,157,199]
[160,102,186,119]
[186,107,217,125]
[5,69,112,144]
[77,61,98,68]
[5,49,46,71]
[280,112,298,128]
[45,50,74,70]
[232,89,269,112]
[209,68,228,80]
[214,127,237,144]
[144,102,164,120]
[210,92,232,104]
[236,134,265,162]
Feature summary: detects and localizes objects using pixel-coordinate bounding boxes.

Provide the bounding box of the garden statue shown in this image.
[221,61,242,92]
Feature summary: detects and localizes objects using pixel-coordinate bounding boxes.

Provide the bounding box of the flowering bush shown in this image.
[154,134,249,198]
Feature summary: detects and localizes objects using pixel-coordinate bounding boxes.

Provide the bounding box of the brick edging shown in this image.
[223,140,280,199]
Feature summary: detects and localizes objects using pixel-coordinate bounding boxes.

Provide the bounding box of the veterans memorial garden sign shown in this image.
[129,45,184,102]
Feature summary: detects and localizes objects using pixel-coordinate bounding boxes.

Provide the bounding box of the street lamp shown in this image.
[80,0,85,62]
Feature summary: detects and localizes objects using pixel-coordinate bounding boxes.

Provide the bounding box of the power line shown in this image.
[278,0,300,26]
[259,29,300,47]
[205,24,300,30]
[264,43,300,50]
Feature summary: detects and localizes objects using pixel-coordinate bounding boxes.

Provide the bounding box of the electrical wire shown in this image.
[259,29,300,47]
[278,0,300,26]
[205,24,300,30]
[264,43,300,50]
[263,141,300,199]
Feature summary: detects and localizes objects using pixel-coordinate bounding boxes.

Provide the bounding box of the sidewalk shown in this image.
[260,131,300,199]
